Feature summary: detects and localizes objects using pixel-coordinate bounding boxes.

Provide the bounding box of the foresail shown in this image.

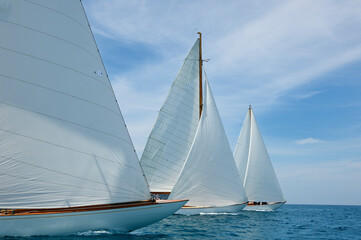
[244,110,285,202]
[0,0,150,208]
[140,40,200,192]
[233,109,251,184]
[169,77,247,207]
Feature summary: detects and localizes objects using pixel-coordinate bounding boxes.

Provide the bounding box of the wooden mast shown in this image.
[249,105,252,120]
[198,32,203,119]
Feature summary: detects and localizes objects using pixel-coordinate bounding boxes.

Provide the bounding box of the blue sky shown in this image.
[83,0,361,205]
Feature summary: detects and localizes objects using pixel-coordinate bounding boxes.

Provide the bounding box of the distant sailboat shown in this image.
[234,106,286,211]
[141,33,248,215]
[0,0,186,236]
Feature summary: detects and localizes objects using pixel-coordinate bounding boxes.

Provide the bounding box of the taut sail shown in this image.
[169,77,248,208]
[140,40,200,193]
[234,107,285,208]
[0,0,186,235]
[0,0,149,208]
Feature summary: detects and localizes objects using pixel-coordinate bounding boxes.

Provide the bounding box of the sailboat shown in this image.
[141,33,248,215]
[0,0,186,236]
[234,106,286,211]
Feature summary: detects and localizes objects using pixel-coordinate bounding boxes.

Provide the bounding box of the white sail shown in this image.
[169,77,247,207]
[140,40,200,192]
[234,108,285,203]
[233,110,251,185]
[0,0,150,209]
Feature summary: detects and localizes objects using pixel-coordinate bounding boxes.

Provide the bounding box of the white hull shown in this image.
[0,200,187,236]
[243,202,285,211]
[175,203,247,215]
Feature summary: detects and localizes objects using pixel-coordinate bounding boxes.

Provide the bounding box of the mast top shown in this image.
[198,32,203,119]
[249,105,252,110]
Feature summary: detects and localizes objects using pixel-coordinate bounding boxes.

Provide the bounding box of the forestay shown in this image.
[140,40,200,192]
[169,77,247,207]
[0,0,150,209]
[233,110,251,185]
[235,109,285,203]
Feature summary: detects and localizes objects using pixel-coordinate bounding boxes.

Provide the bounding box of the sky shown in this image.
[82,0,361,205]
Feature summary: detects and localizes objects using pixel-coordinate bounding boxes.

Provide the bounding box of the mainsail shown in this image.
[0,0,150,209]
[234,107,285,203]
[169,78,247,207]
[140,40,200,193]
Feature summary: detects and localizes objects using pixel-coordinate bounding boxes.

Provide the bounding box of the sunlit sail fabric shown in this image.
[140,40,200,192]
[233,110,251,185]
[0,0,150,209]
[234,108,285,203]
[169,78,247,207]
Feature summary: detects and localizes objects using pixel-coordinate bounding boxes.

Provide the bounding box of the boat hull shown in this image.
[243,202,285,211]
[0,200,187,236]
[175,203,247,215]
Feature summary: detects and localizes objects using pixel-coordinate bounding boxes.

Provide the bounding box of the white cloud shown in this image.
[84,0,361,112]
[83,0,361,152]
[291,90,323,100]
[296,138,322,145]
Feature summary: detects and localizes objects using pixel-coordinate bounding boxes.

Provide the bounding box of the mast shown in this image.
[198,32,203,119]
[249,105,252,120]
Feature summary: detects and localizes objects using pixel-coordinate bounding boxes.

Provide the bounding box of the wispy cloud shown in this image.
[296,138,322,145]
[83,0,361,154]
[291,90,324,100]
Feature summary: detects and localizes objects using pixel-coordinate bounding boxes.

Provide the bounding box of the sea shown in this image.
[2,205,360,240]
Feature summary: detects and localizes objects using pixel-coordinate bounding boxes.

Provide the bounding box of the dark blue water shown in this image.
[2,205,361,240]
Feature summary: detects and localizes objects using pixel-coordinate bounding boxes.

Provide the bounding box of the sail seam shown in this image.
[152,130,195,148]
[78,2,143,177]
[0,171,142,198]
[142,148,188,165]
[159,110,199,129]
[0,101,131,145]
[24,0,91,34]
[142,159,181,179]
[0,46,111,90]
[142,142,191,166]
[0,126,142,173]
[1,19,101,64]
[0,73,121,117]
[0,156,143,195]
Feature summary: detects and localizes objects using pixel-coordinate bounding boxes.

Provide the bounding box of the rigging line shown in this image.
[156,113,198,131]
[167,85,198,101]
[141,149,185,173]
[0,155,139,193]
[79,2,141,166]
[152,128,196,147]
[160,109,199,129]
[0,127,141,174]
[0,19,101,64]
[24,0,92,35]
[142,164,183,182]
[0,73,121,118]
[142,155,184,175]
[0,171,142,197]
[144,139,192,162]
[150,132,194,153]
[160,105,199,124]
[0,46,111,90]
[168,95,198,107]
[0,101,133,147]
[153,121,198,137]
